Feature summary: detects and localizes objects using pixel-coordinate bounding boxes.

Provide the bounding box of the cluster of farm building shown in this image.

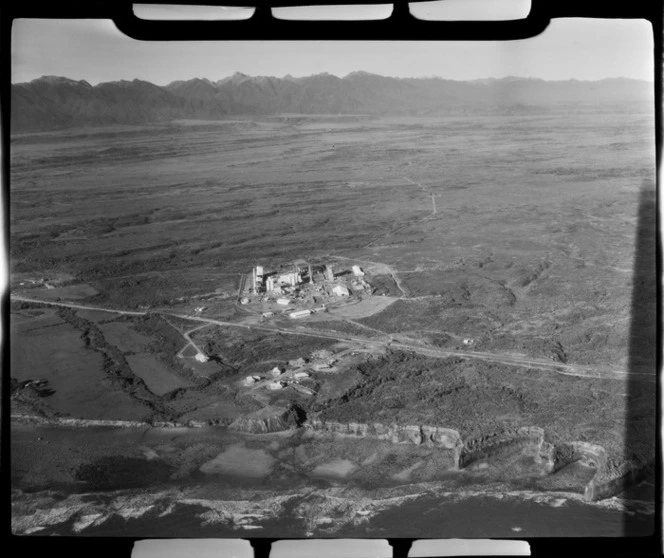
[241,349,340,395]
[239,260,373,318]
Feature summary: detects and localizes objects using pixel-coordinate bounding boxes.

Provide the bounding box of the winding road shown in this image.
[11,294,654,383]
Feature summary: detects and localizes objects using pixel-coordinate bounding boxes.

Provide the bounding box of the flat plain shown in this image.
[10,110,657,536]
[10,114,654,366]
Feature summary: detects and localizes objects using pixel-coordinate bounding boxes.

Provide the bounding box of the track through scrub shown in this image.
[11,295,654,382]
[404,176,436,216]
[169,321,212,359]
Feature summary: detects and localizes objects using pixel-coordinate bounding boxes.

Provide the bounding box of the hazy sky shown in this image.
[11,16,653,85]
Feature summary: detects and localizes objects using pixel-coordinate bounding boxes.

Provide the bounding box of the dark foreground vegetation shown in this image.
[314,351,654,478]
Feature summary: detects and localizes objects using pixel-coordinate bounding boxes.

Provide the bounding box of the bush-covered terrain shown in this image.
[10,109,656,533]
[314,351,655,476]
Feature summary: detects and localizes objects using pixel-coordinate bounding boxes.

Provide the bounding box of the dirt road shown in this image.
[404,176,436,215]
[11,295,654,382]
[170,322,211,359]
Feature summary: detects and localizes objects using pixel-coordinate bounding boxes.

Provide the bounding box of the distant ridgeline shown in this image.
[11,73,653,132]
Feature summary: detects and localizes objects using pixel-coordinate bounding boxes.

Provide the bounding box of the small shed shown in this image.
[268,381,285,391]
[195,353,209,363]
[277,298,290,306]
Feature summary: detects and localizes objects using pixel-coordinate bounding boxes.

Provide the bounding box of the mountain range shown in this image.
[11,72,653,132]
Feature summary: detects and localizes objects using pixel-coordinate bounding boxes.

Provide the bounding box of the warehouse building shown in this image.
[289,309,311,319]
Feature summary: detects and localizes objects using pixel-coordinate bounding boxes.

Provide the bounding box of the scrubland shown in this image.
[10,111,656,531]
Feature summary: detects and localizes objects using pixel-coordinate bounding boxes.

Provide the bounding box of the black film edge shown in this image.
[111,2,550,42]
[6,1,659,42]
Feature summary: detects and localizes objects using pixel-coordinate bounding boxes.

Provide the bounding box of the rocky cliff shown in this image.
[13,409,646,501]
[228,405,304,434]
[459,426,553,473]
[306,419,464,466]
[304,418,645,500]
[306,421,556,476]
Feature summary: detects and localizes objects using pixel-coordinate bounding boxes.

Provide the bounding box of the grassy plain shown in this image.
[10,113,655,368]
[10,110,656,513]
[98,321,153,353]
[125,354,194,395]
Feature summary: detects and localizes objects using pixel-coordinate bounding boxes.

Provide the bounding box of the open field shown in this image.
[125,354,194,396]
[325,295,398,320]
[97,321,153,353]
[10,307,66,329]
[32,284,99,300]
[74,308,120,323]
[10,309,151,421]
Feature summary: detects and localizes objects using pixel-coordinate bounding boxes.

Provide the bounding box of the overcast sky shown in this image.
[11,16,653,85]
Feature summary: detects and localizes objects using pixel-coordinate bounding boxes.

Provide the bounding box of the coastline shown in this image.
[12,413,652,504]
[12,479,655,537]
[11,420,654,538]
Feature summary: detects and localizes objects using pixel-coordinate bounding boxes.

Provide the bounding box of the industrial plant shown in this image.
[239,260,373,319]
